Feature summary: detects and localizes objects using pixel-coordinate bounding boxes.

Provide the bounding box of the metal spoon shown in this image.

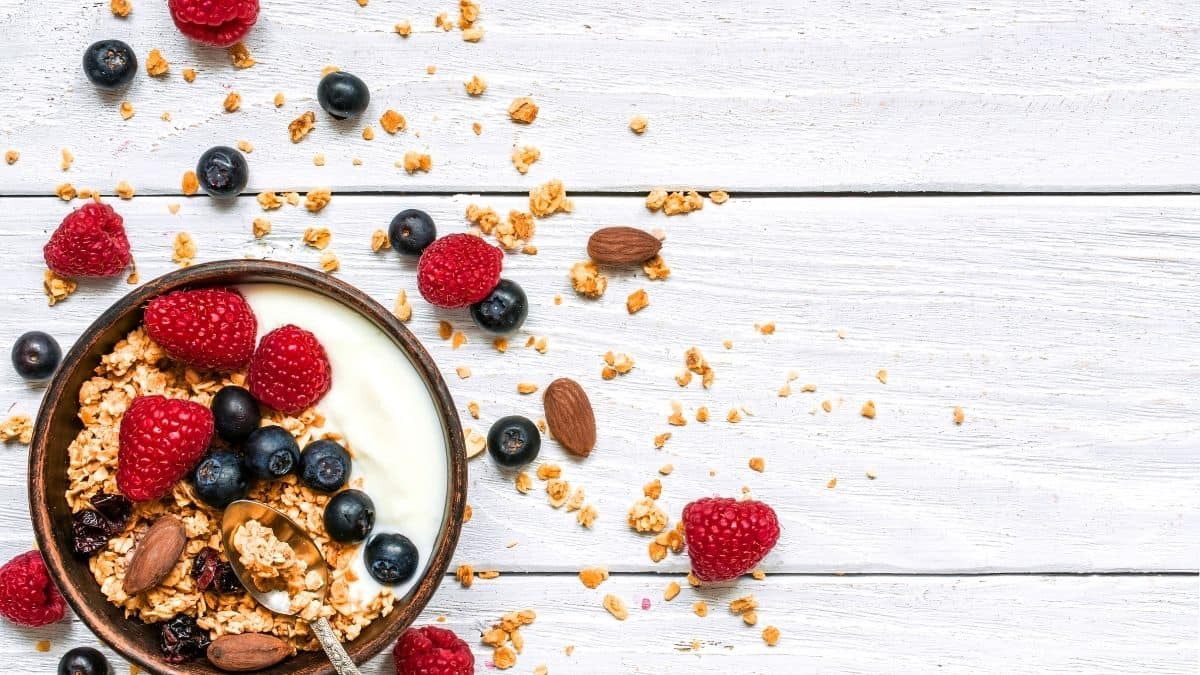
[221,499,362,675]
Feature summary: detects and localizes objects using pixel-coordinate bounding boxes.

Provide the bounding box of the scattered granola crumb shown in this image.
[465,74,487,96]
[827,477,837,489]
[742,611,758,626]
[179,170,199,196]
[463,504,472,522]
[511,145,540,174]
[536,463,561,480]
[462,26,484,42]
[667,401,687,427]
[391,290,412,322]
[313,154,326,167]
[643,254,671,280]
[426,65,437,75]
[370,229,390,252]
[4,150,17,165]
[394,21,412,36]
[729,595,757,617]
[160,111,171,121]
[529,179,572,217]
[223,91,242,112]
[172,232,196,267]
[643,479,662,500]
[228,42,255,68]
[183,68,196,83]
[257,191,283,210]
[726,408,742,424]
[167,203,180,215]
[778,383,792,397]
[515,472,532,494]
[303,227,332,250]
[569,261,607,298]
[801,383,817,393]
[627,497,668,533]
[837,328,847,339]
[273,91,284,106]
[305,188,332,212]
[493,645,516,669]
[60,148,74,170]
[379,110,406,134]
[603,594,628,620]
[0,414,33,444]
[861,400,876,419]
[285,191,300,206]
[693,601,708,617]
[576,504,597,528]
[763,626,781,646]
[626,288,649,314]
[146,49,169,76]
[687,572,700,587]
[508,97,539,124]
[237,139,254,153]
[821,400,833,413]
[646,189,704,216]
[321,65,340,76]
[55,183,76,201]
[749,457,765,472]
[877,369,888,384]
[289,111,316,142]
[751,568,766,580]
[435,12,452,30]
[578,567,608,589]
[451,331,467,349]
[319,250,339,273]
[953,406,965,425]
[696,406,709,423]
[35,639,51,652]
[493,337,508,353]
[43,270,76,305]
[653,433,672,449]
[252,218,271,239]
[709,190,730,204]
[361,126,375,141]
[402,150,432,174]
[438,322,453,340]
[456,564,474,588]
[866,468,877,480]
[110,0,130,17]
[756,322,776,335]
[114,180,135,200]
[472,122,482,135]
[517,382,538,395]
[629,115,648,134]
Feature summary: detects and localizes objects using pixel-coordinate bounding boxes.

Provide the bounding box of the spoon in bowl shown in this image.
[221,499,362,675]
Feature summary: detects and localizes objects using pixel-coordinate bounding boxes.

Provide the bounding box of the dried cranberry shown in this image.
[159,615,210,664]
[71,510,111,556]
[190,547,241,594]
[90,492,132,533]
[214,562,242,593]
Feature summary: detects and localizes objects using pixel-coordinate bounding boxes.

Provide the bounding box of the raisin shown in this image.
[71,510,111,556]
[190,547,242,594]
[90,492,132,534]
[159,615,210,664]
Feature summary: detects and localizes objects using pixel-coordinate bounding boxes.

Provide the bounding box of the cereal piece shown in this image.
[529,179,572,217]
[801,383,817,393]
[181,171,199,196]
[876,369,888,384]
[402,151,432,174]
[693,601,708,617]
[576,504,597,528]
[289,111,316,142]
[55,183,76,201]
[111,0,131,16]
[687,572,700,587]
[659,464,673,475]
[305,189,332,212]
[602,594,628,621]
[466,203,500,234]
[667,401,687,427]
[517,382,538,395]
[438,321,453,340]
[458,0,479,26]
[643,479,662,500]
[493,645,516,669]
[508,97,539,124]
[695,406,709,423]
[426,65,437,75]
[252,218,271,239]
[392,290,412,322]
[4,150,17,165]
[467,401,480,419]
[464,74,487,96]
[462,26,484,42]
[394,21,412,36]
[379,110,406,134]
[451,331,467,349]
[313,154,326,167]
[435,12,452,30]
[0,414,33,444]
[826,477,837,489]
[167,203,180,215]
[303,227,332,250]
[44,271,76,304]
[627,497,668,533]
[183,68,196,83]
[861,400,876,419]
[629,115,648,134]
[465,428,486,458]
[729,595,757,615]
[493,337,508,353]
[481,628,506,647]
[546,479,570,508]
[778,384,792,397]
[756,322,776,335]
[763,626,780,646]
[361,126,375,141]
[119,101,135,119]
[821,400,832,413]
[223,92,242,112]
[272,91,285,107]
[171,232,196,266]
[515,472,532,494]
[742,611,758,626]
[456,564,473,588]
[285,191,301,206]
[319,251,339,273]
[748,457,765,472]
[535,463,561,480]
[645,188,668,211]
[626,288,649,314]
[569,261,606,298]
[370,229,390,252]
[726,408,742,423]
[237,140,254,153]
[115,180,135,200]
[752,569,766,580]
[642,254,671,280]
[228,42,255,68]
[709,190,729,204]
[472,122,483,135]
[511,145,540,175]
[257,191,283,210]
[578,567,608,589]
[146,49,169,76]
[675,370,692,387]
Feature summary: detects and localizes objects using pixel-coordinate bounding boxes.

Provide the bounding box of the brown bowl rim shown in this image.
[28,260,467,675]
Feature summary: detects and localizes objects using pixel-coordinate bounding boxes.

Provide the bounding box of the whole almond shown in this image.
[587,227,662,265]
[208,633,294,672]
[543,377,597,456]
[122,515,186,595]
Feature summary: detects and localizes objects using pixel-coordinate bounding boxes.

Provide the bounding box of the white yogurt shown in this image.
[239,283,448,608]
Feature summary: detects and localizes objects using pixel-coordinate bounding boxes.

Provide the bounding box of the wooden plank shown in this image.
[0,194,1196,574]
[1,1,1199,193]
[0,574,1194,673]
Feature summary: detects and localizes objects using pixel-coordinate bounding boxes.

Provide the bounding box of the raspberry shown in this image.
[681,497,780,582]
[168,0,260,48]
[144,288,257,370]
[392,625,474,675]
[43,202,132,277]
[117,396,214,502]
[417,234,503,308]
[0,550,66,627]
[246,325,332,415]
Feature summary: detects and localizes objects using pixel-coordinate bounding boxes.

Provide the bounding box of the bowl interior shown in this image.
[29,261,466,675]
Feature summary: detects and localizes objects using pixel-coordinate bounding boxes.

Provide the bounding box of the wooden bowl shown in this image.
[28,260,467,675]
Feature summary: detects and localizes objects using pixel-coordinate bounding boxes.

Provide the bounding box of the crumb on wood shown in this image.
[146,49,169,76]
[289,111,316,142]
[508,97,539,124]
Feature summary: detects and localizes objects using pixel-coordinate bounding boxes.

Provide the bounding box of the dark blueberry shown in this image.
[243,425,300,480]
[11,330,61,380]
[82,40,136,91]
[190,546,241,594]
[159,614,210,664]
[317,71,370,120]
[324,489,375,543]
[486,415,541,467]
[58,646,111,675]
[90,492,132,533]
[196,146,248,198]
[190,449,249,509]
[299,439,351,493]
[388,209,437,256]
[71,510,113,556]
[364,532,418,585]
[211,386,260,443]
[470,279,528,335]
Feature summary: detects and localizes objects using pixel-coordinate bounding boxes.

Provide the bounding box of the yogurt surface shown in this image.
[239,283,449,607]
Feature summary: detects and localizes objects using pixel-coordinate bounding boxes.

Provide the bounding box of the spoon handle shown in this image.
[310,616,362,675]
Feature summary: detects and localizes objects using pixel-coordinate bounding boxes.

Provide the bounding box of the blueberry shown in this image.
[388,209,437,256]
[83,40,136,91]
[364,532,418,585]
[243,426,300,481]
[323,489,375,543]
[486,415,541,467]
[470,279,528,335]
[299,439,351,492]
[211,386,260,443]
[317,71,370,120]
[58,646,111,675]
[11,330,61,380]
[191,449,249,509]
[196,146,248,199]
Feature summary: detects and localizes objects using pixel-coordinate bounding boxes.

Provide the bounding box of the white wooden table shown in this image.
[1,1,1197,673]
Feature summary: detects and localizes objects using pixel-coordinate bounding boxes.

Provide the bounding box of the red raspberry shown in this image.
[246,325,332,415]
[392,625,474,675]
[0,550,66,627]
[117,396,214,502]
[417,234,503,308]
[144,288,257,371]
[43,202,132,277]
[682,497,780,582]
[168,0,260,48]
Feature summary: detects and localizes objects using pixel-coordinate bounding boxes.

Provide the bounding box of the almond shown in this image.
[543,377,597,456]
[587,227,662,265]
[208,633,294,671]
[122,515,186,595]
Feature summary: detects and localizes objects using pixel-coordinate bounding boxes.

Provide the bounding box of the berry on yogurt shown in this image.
[364,532,419,585]
[324,489,375,543]
[299,439,351,493]
[243,426,300,480]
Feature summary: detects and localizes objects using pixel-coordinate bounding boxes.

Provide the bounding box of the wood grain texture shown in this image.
[0,194,1195,576]
[0,574,1195,674]
[2,0,1200,194]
